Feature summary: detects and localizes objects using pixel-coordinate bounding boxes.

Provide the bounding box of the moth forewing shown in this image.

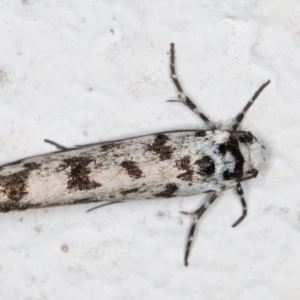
[0,131,241,210]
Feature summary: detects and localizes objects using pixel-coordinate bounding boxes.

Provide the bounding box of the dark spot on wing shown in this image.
[101,143,120,151]
[0,201,41,212]
[23,162,41,170]
[121,160,143,179]
[177,170,194,181]
[0,162,41,202]
[121,188,139,195]
[175,155,191,170]
[195,156,215,177]
[195,131,206,137]
[62,157,102,191]
[148,134,174,161]
[0,170,30,201]
[94,162,103,169]
[73,198,100,204]
[154,183,178,198]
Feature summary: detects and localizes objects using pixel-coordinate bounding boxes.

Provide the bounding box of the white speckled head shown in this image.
[239,137,265,174]
[248,140,265,170]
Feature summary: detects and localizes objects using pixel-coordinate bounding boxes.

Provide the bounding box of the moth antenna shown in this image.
[232,80,270,130]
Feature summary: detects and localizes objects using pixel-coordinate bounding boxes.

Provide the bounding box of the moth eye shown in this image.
[238,133,255,144]
[195,156,215,176]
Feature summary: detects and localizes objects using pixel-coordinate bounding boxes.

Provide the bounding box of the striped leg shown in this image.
[168,43,216,130]
[182,191,219,266]
[232,183,247,227]
[86,201,124,212]
[232,80,270,130]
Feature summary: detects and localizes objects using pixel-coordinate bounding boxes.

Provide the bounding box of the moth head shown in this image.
[238,132,265,176]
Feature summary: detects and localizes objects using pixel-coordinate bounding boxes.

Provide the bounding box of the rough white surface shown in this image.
[0,1,299,299]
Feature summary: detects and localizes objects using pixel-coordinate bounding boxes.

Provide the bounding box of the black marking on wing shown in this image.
[0,162,41,202]
[154,183,178,198]
[148,134,174,161]
[175,155,191,170]
[61,157,102,191]
[121,188,139,195]
[195,131,207,137]
[121,161,143,179]
[177,170,194,181]
[195,156,215,177]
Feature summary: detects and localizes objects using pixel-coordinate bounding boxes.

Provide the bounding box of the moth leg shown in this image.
[168,43,216,130]
[232,183,247,227]
[44,139,68,151]
[86,201,125,212]
[238,169,258,183]
[232,80,270,130]
[182,191,219,266]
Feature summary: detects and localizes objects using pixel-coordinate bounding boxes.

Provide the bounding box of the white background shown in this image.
[0,1,299,299]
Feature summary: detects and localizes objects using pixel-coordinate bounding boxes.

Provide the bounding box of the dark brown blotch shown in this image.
[154,183,178,198]
[177,170,194,182]
[121,160,143,179]
[101,143,120,151]
[121,188,139,195]
[148,134,174,161]
[73,198,100,204]
[175,155,191,170]
[0,162,41,202]
[0,200,41,212]
[195,131,206,137]
[195,156,215,177]
[23,162,41,171]
[62,157,102,191]
[94,162,103,169]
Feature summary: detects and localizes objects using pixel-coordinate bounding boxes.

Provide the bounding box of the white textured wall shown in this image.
[0,1,299,299]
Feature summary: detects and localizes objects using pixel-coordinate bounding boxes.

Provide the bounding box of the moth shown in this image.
[0,44,270,266]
